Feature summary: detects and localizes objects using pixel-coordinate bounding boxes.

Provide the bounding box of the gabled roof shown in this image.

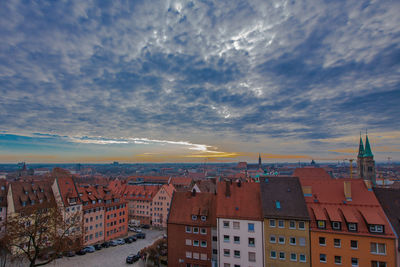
[293,167,331,180]
[55,176,81,207]
[300,178,395,238]
[9,180,55,212]
[168,191,216,227]
[193,179,217,193]
[123,185,160,201]
[260,177,309,220]
[216,181,262,220]
[170,177,193,186]
[161,183,176,198]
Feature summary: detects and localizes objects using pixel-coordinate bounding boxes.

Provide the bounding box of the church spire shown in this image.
[258,153,262,169]
[358,133,365,158]
[364,134,373,157]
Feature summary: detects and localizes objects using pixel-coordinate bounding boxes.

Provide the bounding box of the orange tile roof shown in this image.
[300,178,395,238]
[54,176,81,207]
[216,181,262,220]
[168,191,216,226]
[170,177,193,186]
[123,185,160,201]
[294,167,331,180]
[9,180,55,212]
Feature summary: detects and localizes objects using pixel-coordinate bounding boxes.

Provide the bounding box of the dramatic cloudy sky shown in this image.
[0,0,399,163]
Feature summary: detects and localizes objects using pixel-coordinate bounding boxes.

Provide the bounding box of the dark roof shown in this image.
[260,177,309,220]
[374,188,400,243]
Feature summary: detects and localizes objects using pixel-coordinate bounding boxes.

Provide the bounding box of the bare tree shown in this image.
[0,204,82,267]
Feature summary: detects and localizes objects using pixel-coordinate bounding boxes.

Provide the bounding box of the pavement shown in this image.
[7,229,165,267]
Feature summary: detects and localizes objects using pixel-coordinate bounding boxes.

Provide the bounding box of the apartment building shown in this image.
[152,183,175,227]
[374,188,400,267]
[124,184,160,225]
[260,177,311,267]
[168,191,216,267]
[78,185,105,245]
[216,181,264,267]
[99,186,128,241]
[300,177,396,267]
[0,180,7,236]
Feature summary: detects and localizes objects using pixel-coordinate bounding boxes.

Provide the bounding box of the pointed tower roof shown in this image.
[358,135,365,158]
[363,135,373,157]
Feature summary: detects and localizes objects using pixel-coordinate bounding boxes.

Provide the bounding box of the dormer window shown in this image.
[369,225,384,233]
[201,216,207,221]
[192,215,197,221]
[332,221,341,230]
[22,201,27,207]
[92,200,96,204]
[317,220,326,229]
[1,186,5,190]
[40,188,44,192]
[348,223,357,232]
[31,200,35,205]
[25,191,28,195]
[39,199,43,203]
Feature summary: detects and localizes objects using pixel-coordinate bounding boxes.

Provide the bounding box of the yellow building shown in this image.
[260,177,311,266]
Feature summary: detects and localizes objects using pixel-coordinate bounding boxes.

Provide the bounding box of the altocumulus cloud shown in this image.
[0,0,399,160]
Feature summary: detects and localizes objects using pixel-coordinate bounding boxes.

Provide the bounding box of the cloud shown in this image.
[0,0,399,161]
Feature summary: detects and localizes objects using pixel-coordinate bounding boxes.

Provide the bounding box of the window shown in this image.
[224,249,230,257]
[223,221,230,228]
[213,249,218,254]
[191,215,197,221]
[278,220,284,228]
[201,241,207,247]
[371,261,386,267]
[224,264,230,267]
[299,221,305,230]
[319,237,326,246]
[185,226,191,233]
[351,240,358,249]
[320,254,327,263]
[186,251,192,258]
[289,220,296,229]
[224,235,230,242]
[193,240,199,246]
[332,221,341,230]
[193,227,199,234]
[200,228,207,235]
[248,252,256,262]
[348,223,357,231]
[201,215,207,221]
[248,223,255,232]
[278,236,285,244]
[299,254,306,262]
[370,243,386,255]
[201,253,207,260]
[234,236,240,244]
[270,250,276,259]
[193,252,199,259]
[185,239,191,245]
[289,237,296,245]
[299,237,306,246]
[369,225,384,233]
[233,221,240,229]
[334,238,341,248]
[269,219,276,227]
[334,255,342,264]
[248,237,255,247]
[213,236,217,242]
[234,250,240,258]
[279,252,285,260]
[270,235,276,243]
[317,220,326,229]
[290,253,297,261]
[351,258,358,266]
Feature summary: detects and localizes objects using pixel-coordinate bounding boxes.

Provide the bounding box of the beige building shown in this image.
[260,177,311,266]
[151,183,175,227]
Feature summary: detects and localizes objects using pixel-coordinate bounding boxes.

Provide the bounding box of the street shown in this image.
[7,229,165,267]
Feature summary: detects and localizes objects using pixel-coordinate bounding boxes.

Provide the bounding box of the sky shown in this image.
[0,0,399,163]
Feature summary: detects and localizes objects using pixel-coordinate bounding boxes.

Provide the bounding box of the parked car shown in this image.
[141,224,150,229]
[129,235,137,242]
[128,227,136,232]
[126,253,141,264]
[94,244,102,250]
[83,246,96,253]
[134,228,142,233]
[75,249,86,256]
[101,241,110,248]
[136,233,146,239]
[64,251,75,257]
[116,238,125,245]
[109,240,119,246]
[124,237,133,243]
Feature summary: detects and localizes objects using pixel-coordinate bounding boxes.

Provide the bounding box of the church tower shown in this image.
[357,133,376,186]
[258,153,262,170]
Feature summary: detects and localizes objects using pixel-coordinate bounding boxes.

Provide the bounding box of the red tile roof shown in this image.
[168,191,216,226]
[300,178,395,238]
[123,185,160,201]
[9,180,55,212]
[294,167,331,180]
[55,176,81,207]
[216,181,262,220]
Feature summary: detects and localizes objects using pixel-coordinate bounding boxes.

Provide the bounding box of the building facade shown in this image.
[152,183,175,227]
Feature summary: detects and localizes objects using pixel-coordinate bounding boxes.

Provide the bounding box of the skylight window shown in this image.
[275,201,281,209]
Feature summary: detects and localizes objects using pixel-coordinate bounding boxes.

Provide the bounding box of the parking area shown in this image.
[7,228,165,267]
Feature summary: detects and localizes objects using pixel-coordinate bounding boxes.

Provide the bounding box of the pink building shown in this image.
[151,183,175,227]
[78,185,105,245]
[124,185,160,225]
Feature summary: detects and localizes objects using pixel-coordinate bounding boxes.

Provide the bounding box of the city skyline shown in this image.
[1,1,399,163]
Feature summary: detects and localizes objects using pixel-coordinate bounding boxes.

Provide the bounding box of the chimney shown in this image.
[225,181,231,198]
[302,186,312,197]
[344,181,352,201]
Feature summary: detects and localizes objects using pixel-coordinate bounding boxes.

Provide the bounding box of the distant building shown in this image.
[151,183,175,228]
[357,134,376,185]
